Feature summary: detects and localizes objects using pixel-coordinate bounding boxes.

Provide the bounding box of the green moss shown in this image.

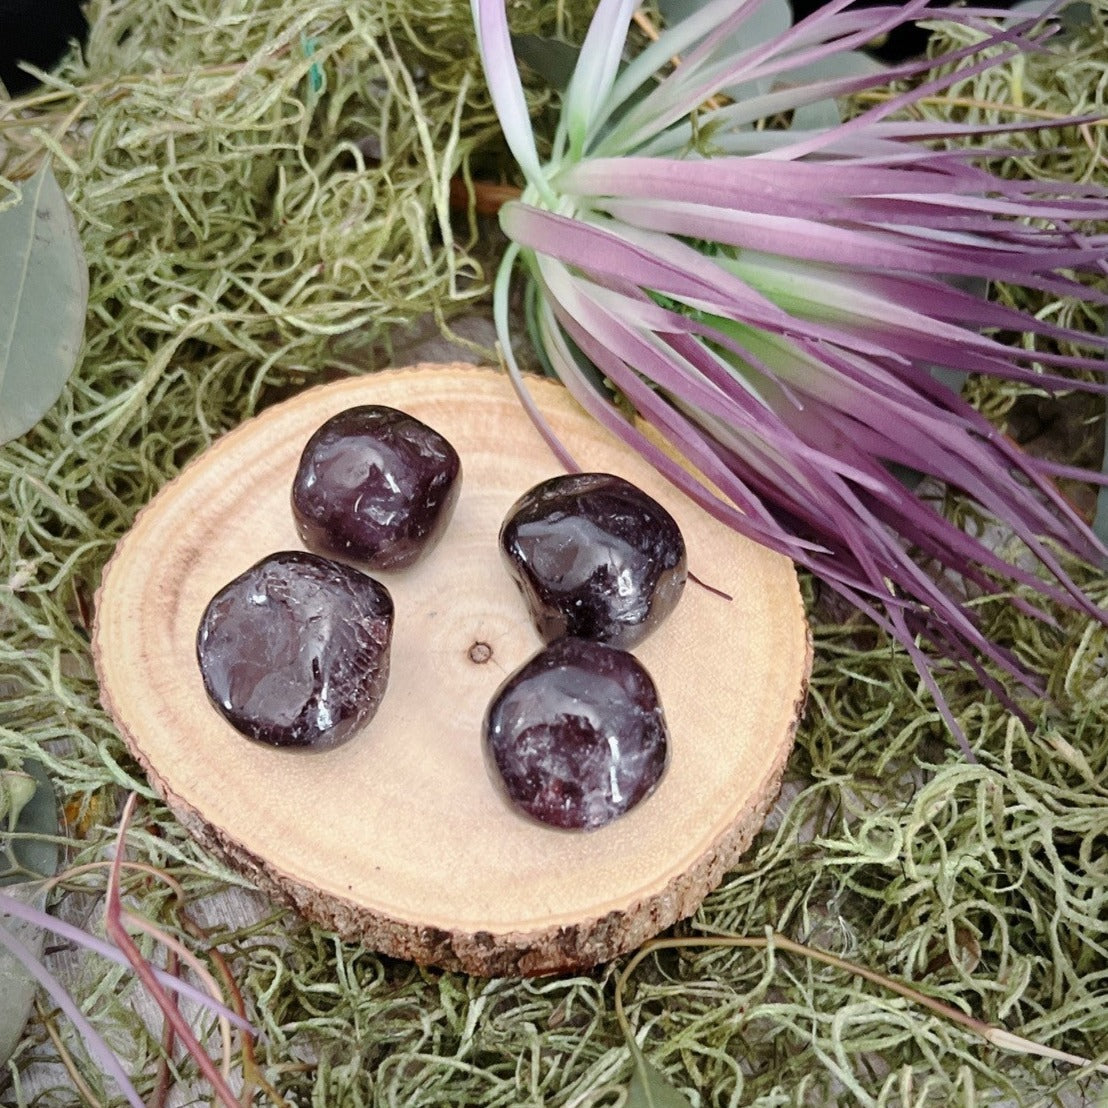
[1,1,1105,1104]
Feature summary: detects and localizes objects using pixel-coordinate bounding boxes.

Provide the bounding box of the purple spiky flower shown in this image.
[471,0,1108,754]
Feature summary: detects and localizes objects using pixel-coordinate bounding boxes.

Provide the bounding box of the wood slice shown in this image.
[93,364,811,976]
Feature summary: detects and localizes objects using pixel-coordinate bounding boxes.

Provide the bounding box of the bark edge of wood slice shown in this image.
[93,363,812,976]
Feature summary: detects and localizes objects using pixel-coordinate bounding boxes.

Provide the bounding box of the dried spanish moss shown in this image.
[1,0,1105,1104]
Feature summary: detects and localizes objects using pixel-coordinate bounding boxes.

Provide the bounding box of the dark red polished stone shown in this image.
[196,551,393,749]
[292,405,461,570]
[483,637,669,830]
[499,472,687,649]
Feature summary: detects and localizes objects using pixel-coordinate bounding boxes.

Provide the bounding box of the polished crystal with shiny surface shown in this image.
[500,472,687,649]
[292,405,461,569]
[484,637,669,830]
[196,550,393,749]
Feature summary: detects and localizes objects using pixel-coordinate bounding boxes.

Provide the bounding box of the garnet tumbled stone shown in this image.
[292,405,461,570]
[196,551,393,749]
[500,472,687,650]
[484,637,669,830]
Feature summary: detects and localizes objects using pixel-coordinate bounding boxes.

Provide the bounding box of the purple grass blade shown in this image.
[773,10,1062,160]
[814,266,1106,349]
[542,265,894,494]
[606,0,754,115]
[603,0,933,152]
[745,19,1055,153]
[0,921,146,1108]
[0,889,255,1033]
[470,0,550,202]
[508,203,942,364]
[535,263,841,554]
[562,0,636,156]
[501,201,798,327]
[546,290,896,573]
[573,275,1105,656]
[679,0,837,72]
[560,154,1095,205]
[716,254,1108,373]
[597,197,1106,281]
[807,408,1101,612]
[690,403,1054,697]
[814,322,1108,396]
[701,115,1108,163]
[492,244,578,473]
[612,5,1054,157]
[532,288,816,551]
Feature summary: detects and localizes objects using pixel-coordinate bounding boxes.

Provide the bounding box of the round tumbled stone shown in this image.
[483,637,669,830]
[292,404,461,570]
[196,550,393,749]
[499,472,687,649]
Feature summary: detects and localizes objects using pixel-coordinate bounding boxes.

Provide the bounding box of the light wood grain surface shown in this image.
[93,364,811,975]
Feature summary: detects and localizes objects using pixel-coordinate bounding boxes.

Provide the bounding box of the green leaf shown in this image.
[0,761,60,1068]
[658,0,790,43]
[511,33,583,94]
[786,49,887,131]
[659,0,791,101]
[0,160,89,445]
[625,1041,695,1108]
[1010,1,1094,33]
[1059,2,1094,33]
[2,761,60,885]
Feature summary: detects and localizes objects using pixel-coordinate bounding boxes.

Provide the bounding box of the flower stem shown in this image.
[105,795,243,1108]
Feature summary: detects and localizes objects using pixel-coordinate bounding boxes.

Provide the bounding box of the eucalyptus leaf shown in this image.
[658,0,791,48]
[0,160,89,445]
[659,0,791,100]
[511,33,583,95]
[655,0,883,130]
[786,48,887,130]
[511,32,659,152]
[2,761,60,884]
[1058,2,1094,32]
[625,1041,695,1108]
[0,761,60,1069]
[1009,0,1094,32]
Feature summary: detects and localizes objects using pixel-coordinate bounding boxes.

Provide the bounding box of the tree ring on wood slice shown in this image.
[93,363,812,976]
